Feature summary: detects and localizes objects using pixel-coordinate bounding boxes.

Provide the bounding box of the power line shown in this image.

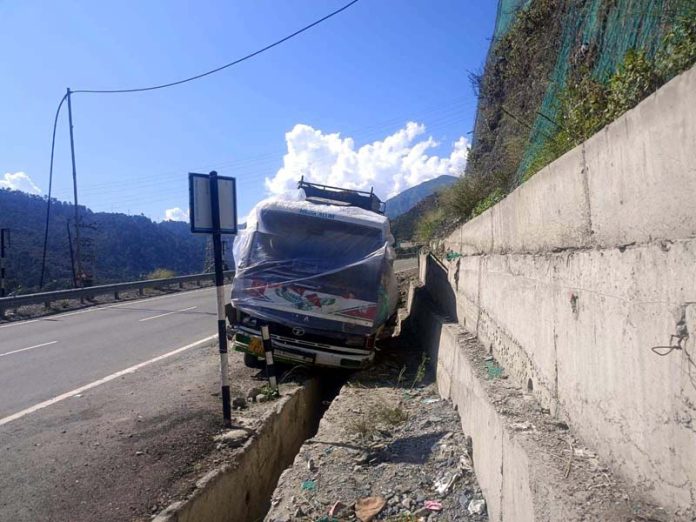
[39,0,362,287]
[39,92,69,288]
[72,0,360,95]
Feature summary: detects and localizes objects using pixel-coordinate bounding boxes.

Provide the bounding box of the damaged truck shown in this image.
[228,179,399,369]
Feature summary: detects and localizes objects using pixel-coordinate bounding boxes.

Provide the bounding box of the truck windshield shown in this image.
[248,209,385,268]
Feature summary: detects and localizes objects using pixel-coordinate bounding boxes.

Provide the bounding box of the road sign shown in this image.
[189,173,237,234]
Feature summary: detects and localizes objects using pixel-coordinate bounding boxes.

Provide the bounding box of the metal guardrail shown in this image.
[0,270,235,314]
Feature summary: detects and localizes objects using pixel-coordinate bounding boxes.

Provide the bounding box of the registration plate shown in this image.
[275,349,315,364]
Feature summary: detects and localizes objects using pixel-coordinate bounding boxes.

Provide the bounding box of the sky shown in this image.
[1,0,497,222]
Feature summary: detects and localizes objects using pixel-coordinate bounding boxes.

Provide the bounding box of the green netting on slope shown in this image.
[514,0,687,179]
[493,0,534,40]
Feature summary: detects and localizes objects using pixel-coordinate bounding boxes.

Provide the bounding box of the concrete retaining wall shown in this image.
[408,288,666,521]
[433,66,696,512]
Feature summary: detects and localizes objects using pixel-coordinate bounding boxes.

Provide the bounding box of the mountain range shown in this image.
[0,189,217,293]
[384,175,457,219]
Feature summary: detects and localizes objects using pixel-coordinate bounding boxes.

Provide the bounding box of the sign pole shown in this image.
[189,169,236,427]
[209,171,232,427]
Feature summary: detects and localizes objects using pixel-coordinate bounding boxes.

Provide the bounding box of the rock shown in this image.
[256,394,268,403]
[232,397,247,410]
[413,507,430,517]
[214,429,249,447]
[246,387,263,400]
[307,459,316,472]
[468,498,486,515]
[401,497,413,509]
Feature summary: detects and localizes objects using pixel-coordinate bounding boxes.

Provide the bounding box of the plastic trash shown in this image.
[434,472,460,495]
[301,479,316,491]
[424,499,443,511]
[468,498,487,515]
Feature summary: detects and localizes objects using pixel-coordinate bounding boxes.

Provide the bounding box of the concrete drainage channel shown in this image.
[153,375,346,522]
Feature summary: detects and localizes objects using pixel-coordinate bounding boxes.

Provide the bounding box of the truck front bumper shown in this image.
[231,326,374,369]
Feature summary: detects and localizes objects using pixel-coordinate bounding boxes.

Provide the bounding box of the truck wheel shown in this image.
[244,353,265,369]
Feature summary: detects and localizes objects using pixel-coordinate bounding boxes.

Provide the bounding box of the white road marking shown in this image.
[0,334,216,427]
[0,341,59,358]
[0,286,222,327]
[139,306,197,322]
[0,320,38,329]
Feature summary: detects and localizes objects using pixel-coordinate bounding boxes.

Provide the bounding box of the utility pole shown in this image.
[66,220,77,288]
[0,228,8,297]
[66,88,84,286]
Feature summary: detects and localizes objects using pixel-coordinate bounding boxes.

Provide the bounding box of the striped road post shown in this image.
[261,324,278,391]
[209,171,232,427]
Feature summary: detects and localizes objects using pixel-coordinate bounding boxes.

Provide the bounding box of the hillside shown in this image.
[404,0,696,242]
[384,175,457,219]
[391,192,438,242]
[0,189,224,293]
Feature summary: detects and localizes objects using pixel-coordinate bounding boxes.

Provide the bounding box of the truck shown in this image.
[228,179,398,369]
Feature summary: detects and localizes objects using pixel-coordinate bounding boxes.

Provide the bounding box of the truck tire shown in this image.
[244,352,265,369]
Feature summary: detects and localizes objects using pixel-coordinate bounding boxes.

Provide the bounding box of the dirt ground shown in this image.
[0,340,301,522]
[266,336,489,521]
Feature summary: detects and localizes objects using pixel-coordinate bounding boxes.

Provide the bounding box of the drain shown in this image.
[154,372,349,522]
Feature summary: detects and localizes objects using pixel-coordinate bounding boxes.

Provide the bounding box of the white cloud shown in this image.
[164,207,189,222]
[0,172,41,194]
[265,122,469,200]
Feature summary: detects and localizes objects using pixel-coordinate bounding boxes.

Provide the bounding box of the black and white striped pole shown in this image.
[260,324,278,391]
[209,171,232,427]
[189,170,237,427]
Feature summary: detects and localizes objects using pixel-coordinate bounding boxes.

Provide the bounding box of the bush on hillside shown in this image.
[146,268,177,280]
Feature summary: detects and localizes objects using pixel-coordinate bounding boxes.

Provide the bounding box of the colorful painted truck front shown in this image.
[229,181,398,369]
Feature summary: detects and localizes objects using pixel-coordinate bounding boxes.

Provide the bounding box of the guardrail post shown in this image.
[45,301,51,309]
[114,291,120,300]
[179,282,184,289]
[138,288,144,296]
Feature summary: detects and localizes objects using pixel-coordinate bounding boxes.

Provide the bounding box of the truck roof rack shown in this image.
[298,178,386,214]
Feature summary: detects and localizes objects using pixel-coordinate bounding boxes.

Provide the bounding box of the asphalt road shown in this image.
[0,287,222,421]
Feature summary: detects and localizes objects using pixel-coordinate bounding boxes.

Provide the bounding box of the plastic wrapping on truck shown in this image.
[231,190,398,335]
